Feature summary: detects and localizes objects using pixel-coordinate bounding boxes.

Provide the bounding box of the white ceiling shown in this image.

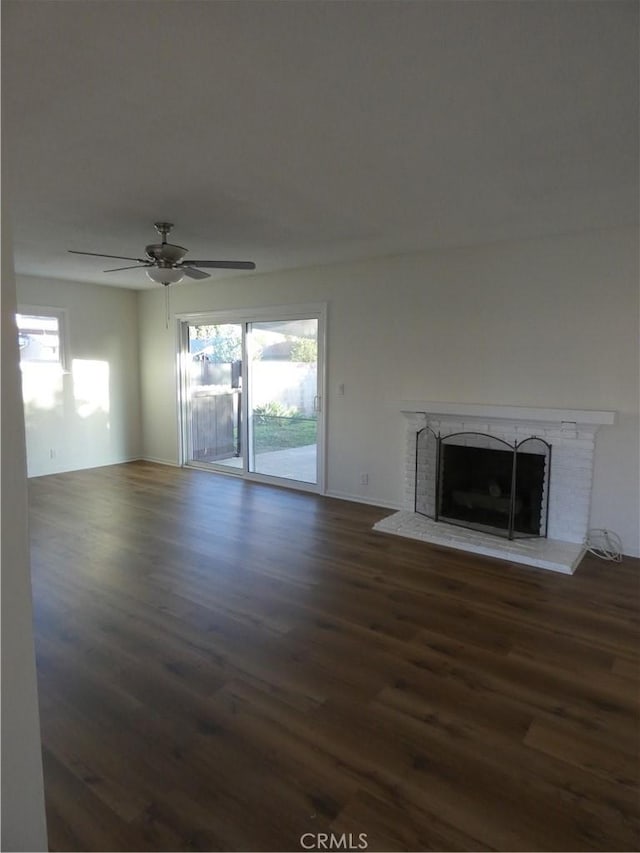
[2,0,638,290]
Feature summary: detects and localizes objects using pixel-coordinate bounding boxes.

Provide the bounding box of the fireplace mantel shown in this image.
[400,401,615,427]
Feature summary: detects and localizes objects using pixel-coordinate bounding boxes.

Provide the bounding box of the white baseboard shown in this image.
[28,455,142,479]
[139,456,180,468]
[324,489,398,511]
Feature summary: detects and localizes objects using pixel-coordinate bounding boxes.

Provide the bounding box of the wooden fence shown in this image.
[191,391,237,461]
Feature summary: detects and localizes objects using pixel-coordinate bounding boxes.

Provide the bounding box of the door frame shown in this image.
[176,303,327,494]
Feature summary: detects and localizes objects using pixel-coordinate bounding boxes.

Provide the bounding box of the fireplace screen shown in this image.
[416,429,551,540]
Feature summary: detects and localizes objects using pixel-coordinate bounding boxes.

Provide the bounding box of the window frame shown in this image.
[16,305,71,372]
[176,303,327,494]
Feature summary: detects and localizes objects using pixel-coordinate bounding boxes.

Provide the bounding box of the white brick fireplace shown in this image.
[374,402,615,573]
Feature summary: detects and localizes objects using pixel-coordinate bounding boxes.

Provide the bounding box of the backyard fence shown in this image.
[190,360,317,416]
[191,390,237,461]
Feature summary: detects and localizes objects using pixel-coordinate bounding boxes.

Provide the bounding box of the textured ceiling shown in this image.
[2,0,638,290]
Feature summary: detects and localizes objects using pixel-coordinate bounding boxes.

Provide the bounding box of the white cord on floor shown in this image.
[585,528,623,562]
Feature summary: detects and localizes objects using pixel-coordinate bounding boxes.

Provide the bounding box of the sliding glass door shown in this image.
[184,322,245,471]
[180,306,324,491]
[247,318,318,483]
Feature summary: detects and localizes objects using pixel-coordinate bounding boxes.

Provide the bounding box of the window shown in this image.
[16,309,68,370]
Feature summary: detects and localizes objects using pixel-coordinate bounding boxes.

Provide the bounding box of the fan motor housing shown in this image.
[145,242,187,264]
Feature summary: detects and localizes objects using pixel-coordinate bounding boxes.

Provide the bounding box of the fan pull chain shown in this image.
[165,284,171,330]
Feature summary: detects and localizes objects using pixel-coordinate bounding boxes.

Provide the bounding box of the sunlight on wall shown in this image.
[20,363,63,410]
[72,359,110,419]
[19,358,113,476]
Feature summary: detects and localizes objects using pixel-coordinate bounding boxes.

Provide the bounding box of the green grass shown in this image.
[252,416,317,453]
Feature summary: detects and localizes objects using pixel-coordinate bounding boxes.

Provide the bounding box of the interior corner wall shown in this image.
[137,226,639,557]
[16,275,141,477]
[1,206,48,850]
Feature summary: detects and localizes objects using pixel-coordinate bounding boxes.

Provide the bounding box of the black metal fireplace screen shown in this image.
[415,429,552,540]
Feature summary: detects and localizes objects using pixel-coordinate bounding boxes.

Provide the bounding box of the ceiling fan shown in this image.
[69,222,255,286]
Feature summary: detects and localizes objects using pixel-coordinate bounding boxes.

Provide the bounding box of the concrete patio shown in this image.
[207,443,317,484]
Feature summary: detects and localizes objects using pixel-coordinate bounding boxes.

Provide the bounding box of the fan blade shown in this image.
[184,260,256,270]
[69,250,147,262]
[104,264,153,272]
[181,267,210,280]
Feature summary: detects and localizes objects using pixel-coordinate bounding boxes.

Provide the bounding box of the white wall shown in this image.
[16,275,141,476]
[138,227,639,556]
[1,207,48,849]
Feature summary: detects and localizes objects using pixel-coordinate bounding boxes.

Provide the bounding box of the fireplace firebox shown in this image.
[415,429,551,540]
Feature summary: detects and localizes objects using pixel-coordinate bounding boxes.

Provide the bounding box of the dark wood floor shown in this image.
[29,461,639,852]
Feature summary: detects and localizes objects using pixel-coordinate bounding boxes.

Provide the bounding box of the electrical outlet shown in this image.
[338,383,345,396]
[360,473,368,486]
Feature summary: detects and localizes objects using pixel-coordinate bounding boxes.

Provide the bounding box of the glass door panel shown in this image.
[186,322,244,471]
[247,319,318,484]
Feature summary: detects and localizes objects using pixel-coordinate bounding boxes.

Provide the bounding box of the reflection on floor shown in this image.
[208,443,317,484]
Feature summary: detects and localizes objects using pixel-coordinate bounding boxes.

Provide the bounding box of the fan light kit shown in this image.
[146,266,185,285]
[69,222,255,286]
